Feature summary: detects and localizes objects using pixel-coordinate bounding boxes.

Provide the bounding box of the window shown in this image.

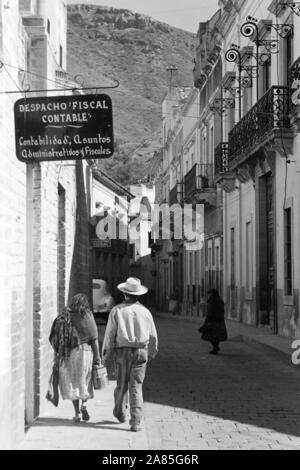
[186,252,190,285]
[230,228,235,286]
[284,208,292,296]
[208,247,212,268]
[190,252,193,285]
[246,222,252,293]
[202,134,207,164]
[216,246,219,269]
[47,19,51,35]
[192,285,196,305]
[261,60,271,96]
[210,126,214,163]
[208,246,212,288]
[220,237,223,265]
[284,31,293,86]
[59,45,63,67]
[216,245,220,292]
[159,211,162,239]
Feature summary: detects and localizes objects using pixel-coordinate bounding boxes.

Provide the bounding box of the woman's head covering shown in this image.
[49,294,95,363]
[68,293,91,317]
[208,288,219,297]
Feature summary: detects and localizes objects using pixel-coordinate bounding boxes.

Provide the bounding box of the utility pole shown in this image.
[166,65,178,89]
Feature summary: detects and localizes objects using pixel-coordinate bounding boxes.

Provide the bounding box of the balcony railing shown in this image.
[184,163,216,200]
[169,182,184,205]
[228,86,290,165]
[55,69,68,81]
[215,142,229,177]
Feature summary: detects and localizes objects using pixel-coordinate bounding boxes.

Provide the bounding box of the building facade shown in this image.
[128,183,156,306]
[152,0,300,341]
[153,44,224,316]
[153,0,300,340]
[0,0,92,449]
[213,0,300,338]
[90,169,133,305]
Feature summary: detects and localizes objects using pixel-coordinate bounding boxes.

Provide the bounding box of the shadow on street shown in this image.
[143,318,300,439]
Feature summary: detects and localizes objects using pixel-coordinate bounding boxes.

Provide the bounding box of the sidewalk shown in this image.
[19,381,149,450]
[154,312,293,359]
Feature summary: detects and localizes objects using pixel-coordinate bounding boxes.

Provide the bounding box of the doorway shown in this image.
[258,172,276,331]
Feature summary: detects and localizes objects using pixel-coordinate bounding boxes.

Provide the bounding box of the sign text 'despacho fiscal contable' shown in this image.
[14,94,114,162]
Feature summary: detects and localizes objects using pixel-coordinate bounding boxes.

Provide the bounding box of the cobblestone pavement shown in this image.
[20,317,300,450]
[143,317,300,450]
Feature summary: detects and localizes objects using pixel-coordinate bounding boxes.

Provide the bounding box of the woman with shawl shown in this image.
[198,289,228,355]
[49,293,100,422]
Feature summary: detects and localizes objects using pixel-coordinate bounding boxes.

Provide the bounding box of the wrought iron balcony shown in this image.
[228,86,290,167]
[169,181,184,205]
[183,163,216,205]
[215,142,229,178]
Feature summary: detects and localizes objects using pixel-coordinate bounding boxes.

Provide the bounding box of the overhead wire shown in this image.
[1,60,67,89]
[3,65,23,94]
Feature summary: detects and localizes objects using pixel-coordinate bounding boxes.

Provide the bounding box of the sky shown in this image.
[66,0,220,33]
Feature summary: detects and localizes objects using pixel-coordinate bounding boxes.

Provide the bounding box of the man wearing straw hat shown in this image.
[102,277,158,432]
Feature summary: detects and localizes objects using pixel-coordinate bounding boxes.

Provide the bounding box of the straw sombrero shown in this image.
[117,277,148,296]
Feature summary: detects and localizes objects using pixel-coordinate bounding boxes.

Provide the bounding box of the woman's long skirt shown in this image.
[59,344,94,400]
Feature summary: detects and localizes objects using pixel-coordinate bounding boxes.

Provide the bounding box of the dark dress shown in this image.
[199,295,227,343]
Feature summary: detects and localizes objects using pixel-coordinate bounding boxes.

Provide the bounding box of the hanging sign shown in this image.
[14,94,114,162]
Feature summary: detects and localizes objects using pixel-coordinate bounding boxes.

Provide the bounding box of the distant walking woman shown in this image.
[198,289,227,355]
[49,294,101,422]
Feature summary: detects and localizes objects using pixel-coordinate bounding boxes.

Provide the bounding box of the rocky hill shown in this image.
[67,4,197,185]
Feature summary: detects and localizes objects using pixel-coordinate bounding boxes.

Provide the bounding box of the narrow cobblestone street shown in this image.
[20,316,300,450]
[143,317,300,450]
